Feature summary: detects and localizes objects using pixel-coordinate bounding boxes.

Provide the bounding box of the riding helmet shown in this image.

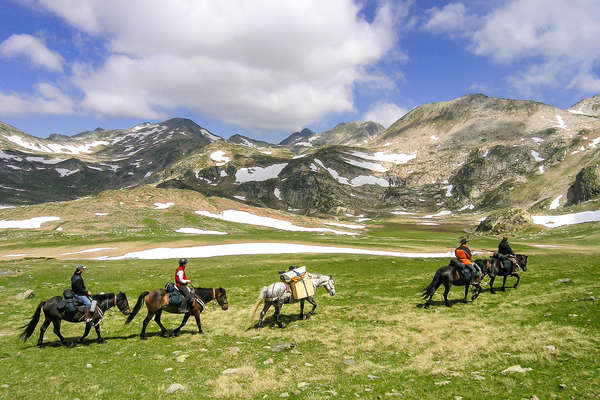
[179,258,188,265]
[75,264,86,271]
[460,238,468,245]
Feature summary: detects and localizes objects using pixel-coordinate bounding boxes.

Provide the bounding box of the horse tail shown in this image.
[19,301,45,341]
[250,286,268,321]
[125,291,149,324]
[422,269,442,299]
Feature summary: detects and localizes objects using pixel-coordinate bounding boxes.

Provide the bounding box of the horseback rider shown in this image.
[175,258,194,313]
[70,264,94,322]
[455,238,477,281]
[498,236,519,273]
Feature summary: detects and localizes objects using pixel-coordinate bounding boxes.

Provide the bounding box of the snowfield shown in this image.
[532,210,600,228]
[235,163,287,183]
[195,210,359,235]
[210,150,230,165]
[175,228,227,235]
[0,216,60,229]
[98,242,453,260]
[154,202,174,210]
[350,150,417,165]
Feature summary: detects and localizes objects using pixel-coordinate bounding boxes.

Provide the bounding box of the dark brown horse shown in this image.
[487,254,528,293]
[422,260,490,309]
[20,292,131,347]
[125,287,228,339]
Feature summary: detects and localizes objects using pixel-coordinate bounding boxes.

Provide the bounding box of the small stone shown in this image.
[472,375,485,381]
[365,388,372,392]
[544,312,552,317]
[280,392,289,398]
[434,381,450,386]
[367,374,379,380]
[502,365,533,375]
[530,395,540,400]
[165,383,185,394]
[175,354,189,363]
[455,397,463,400]
[343,358,356,365]
[14,289,35,300]
[231,347,240,354]
[304,362,313,367]
[222,368,243,375]
[172,350,181,355]
[587,296,596,301]
[86,364,92,368]
[263,358,274,365]
[297,382,310,389]
[554,278,571,285]
[559,384,567,389]
[544,345,556,351]
[164,368,173,372]
[1,384,9,389]
[271,342,295,352]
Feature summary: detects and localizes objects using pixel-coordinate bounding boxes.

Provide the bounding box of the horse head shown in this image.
[116,292,131,315]
[216,287,229,310]
[516,254,528,271]
[322,275,336,296]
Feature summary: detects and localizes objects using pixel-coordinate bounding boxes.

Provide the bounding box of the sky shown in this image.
[0,0,599,143]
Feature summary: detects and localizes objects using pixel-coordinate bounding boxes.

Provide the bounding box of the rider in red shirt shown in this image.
[175,258,193,312]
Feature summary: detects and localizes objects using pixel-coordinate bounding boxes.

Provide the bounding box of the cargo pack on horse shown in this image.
[422,260,490,309]
[251,273,335,329]
[20,292,131,347]
[487,254,528,293]
[125,286,228,339]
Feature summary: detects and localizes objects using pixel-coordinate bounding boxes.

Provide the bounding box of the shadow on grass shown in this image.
[247,312,310,331]
[415,298,472,309]
[23,332,178,349]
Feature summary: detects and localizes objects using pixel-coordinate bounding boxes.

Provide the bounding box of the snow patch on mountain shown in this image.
[350,150,417,165]
[210,150,230,166]
[235,163,287,183]
[0,216,60,229]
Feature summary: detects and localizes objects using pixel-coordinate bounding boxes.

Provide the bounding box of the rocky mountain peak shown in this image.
[569,94,600,117]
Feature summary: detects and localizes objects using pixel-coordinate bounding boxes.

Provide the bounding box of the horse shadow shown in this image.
[416,298,466,309]
[24,332,151,349]
[248,313,305,331]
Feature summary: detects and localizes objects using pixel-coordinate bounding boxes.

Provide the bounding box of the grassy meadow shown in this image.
[0,218,599,399]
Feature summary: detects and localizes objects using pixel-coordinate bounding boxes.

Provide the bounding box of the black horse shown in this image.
[125,287,228,339]
[487,254,528,293]
[422,260,490,309]
[20,292,131,347]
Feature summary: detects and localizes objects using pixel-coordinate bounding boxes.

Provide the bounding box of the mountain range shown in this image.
[1,94,599,217]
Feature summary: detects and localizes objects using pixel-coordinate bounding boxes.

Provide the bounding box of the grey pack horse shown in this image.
[252,273,335,329]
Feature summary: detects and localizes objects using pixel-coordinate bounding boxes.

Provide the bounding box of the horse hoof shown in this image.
[173,330,180,337]
[513,285,518,289]
[198,330,204,335]
[462,300,468,304]
[140,336,147,340]
[299,315,305,320]
[490,291,496,294]
[97,339,106,344]
[424,305,429,309]
[66,341,76,348]
[445,303,451,307]
[501,288,506,292]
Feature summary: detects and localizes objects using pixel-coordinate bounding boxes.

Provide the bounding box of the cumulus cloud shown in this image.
[363,102,408,128]
[0,83,75,116]
[422,3,479,36]
[30,0,401,132]
[0,34,64,72]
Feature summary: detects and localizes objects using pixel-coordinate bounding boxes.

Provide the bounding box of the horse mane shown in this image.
[92,293,115,302]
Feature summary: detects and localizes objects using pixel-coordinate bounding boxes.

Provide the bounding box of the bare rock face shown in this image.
[567,163,600,205]
[476,208,532,233]
[569,95,600,117]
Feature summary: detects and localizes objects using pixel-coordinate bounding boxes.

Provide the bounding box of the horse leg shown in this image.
[463,284,469,303]
[193,311,203,334]
[274,300,285,328]
[37,318,51,347]
[489,275,496,294]
[78,322,92,343]
[443,282,451,307]
[299,299,305,320]
[257,301,272,330]
[305,297,317,319]
[513,273,520,288]
[140,311,155,340]
[173,313,190,337]
[94,323,105,344]
[51,319,70,347]
[471,284,481,301]
[501,275,507,291]
[154,310,169,337]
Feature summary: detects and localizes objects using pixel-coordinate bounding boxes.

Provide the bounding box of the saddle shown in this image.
[165,282,183,306]
[57,289,87,314]
[492,253,518,273]
[450,259,480,282]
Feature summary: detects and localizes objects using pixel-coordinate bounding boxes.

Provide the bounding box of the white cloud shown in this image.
[31,0,401,131]
[363,102,408,128]
[422,3,479,36]
[0,34,64,72]
[424,1,600,96]
[0,83,75,116]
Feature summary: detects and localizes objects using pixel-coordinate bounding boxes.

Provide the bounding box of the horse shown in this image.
[125,287,228,339]
[422,260,490,309]
[251,273,335,329]
[20,292,131,347]
[487,254,528,293]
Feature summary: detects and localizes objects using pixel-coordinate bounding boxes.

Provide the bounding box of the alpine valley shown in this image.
[2,94,600,219]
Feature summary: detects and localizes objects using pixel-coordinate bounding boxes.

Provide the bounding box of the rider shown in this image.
[498,236,518,272]
[71,264,94,322]
[175,258,194,313]
[455,238,477,281]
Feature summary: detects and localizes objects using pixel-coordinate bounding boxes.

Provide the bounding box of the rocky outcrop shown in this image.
[567,163,600,205]
[476,208,532,233]
[569,95,600,117]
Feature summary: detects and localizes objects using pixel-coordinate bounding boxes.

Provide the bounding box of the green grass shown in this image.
[0,222,599,399]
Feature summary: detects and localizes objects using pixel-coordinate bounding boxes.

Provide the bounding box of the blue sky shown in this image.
[1,0,598,142]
